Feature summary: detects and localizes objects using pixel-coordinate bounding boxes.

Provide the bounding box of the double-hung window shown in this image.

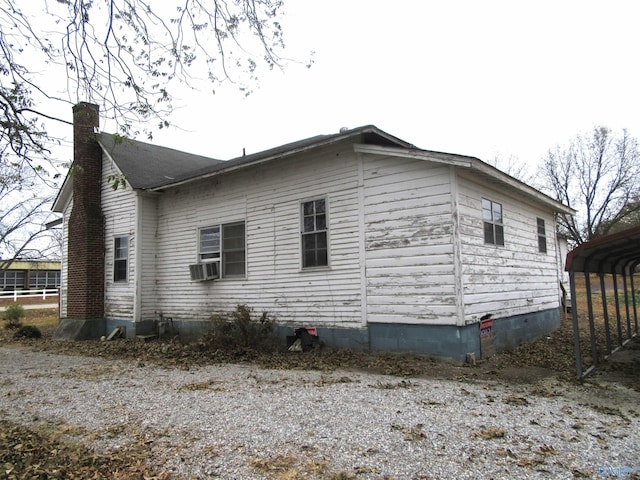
[113,236,129,282]
[301,198,328,268]
[198,222,246,278]
[482,199,504,246]
[537,218,547,253]
[199,226,220,261]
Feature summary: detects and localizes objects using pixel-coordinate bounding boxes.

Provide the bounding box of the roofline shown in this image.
[45,218,63,229]
[357,144,574,215]
[469,158,576,215]
[97,137,129,186]
[149,126,408,192]
[52,137,129,213]
[353,144,474,167]
[53,125,574,218]
[52,170,73,213]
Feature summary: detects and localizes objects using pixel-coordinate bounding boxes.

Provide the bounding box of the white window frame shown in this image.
[300,197,329,269]
[198,221,246,279]
[113,235,129,283]
[482,198,504,246]
[198,226,221,262]
[537,217,547,253]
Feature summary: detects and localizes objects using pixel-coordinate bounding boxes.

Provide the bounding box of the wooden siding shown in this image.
[138,194,158,320]
[363,156,458,325]
[457,173,561,323]
[59,198,72,318]
[153,144,364,327]
[94,140,564,332]
[102,155,137,320]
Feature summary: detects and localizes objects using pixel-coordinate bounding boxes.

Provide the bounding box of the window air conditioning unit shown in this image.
[189,262,219,281]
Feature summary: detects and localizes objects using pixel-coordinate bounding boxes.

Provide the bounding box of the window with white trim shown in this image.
[199,226,220,261]
[198,221,246,278]
[301,198,328,268]
[537,217,547,253]
[482,198,504,246]
[113,236,129,282]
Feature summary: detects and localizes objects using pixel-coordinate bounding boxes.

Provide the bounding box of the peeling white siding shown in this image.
[138,194,158,320]
[153,144,364,327]
[457,174,560,323]
[363,156,457,325]
[92,140,563,332]
[59,198,72,318]
[102,155,137,320]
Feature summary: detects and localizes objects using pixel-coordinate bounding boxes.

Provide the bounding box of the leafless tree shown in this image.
[538,126,640,245]
[0,162,59,271]
[487,153,535,185]
[1,0,298,267]
[1,0,297,174]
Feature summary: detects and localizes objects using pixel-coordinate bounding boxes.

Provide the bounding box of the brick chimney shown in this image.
[66,102,105,323]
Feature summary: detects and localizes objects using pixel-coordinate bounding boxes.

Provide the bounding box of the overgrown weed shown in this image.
[199,304,279,355]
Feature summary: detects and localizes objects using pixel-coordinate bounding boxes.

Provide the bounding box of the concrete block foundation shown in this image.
[56,308,560,363]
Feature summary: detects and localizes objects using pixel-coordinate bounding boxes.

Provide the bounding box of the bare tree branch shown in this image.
[538,126,640,245]
[1,0,293,173]
[0,162,58,271]
[0,0,297,269]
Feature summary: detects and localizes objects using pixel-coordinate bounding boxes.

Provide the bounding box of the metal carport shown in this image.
[565,226,640,378]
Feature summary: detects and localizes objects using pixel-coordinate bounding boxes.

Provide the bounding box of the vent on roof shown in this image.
[339,127,349,133]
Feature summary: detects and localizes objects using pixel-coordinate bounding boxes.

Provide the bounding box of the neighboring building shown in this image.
[0,260,61,292]
[52,103,574,362]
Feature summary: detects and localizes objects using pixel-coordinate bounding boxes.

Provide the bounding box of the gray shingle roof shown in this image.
[97,133,224,189]
[98,125,414,190]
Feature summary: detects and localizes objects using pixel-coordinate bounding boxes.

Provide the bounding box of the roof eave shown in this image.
[97,137,132,188]
[469,159,576,215]
[353,144,474,167]
[354,144,574,215]
[52,172,73,213]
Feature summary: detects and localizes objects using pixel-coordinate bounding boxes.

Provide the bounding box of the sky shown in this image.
[6,0,639,258]
[143,0,640,173]
[28,0,640,177]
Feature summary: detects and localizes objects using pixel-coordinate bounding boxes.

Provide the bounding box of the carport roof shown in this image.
[565,226,640,274]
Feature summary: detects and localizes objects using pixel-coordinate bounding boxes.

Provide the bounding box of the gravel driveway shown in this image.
[1,345,638,479]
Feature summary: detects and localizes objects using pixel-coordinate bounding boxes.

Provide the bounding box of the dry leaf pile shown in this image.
[0,420,170,480]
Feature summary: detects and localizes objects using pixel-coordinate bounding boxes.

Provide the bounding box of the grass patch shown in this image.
[0,308,58,345]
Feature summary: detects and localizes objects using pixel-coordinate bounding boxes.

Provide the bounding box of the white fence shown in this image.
[0,289,59,301]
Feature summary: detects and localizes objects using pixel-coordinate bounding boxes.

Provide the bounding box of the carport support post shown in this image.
[631,262,639,333]
[599,272,612,355]
[569,270,583,378]
[622,269,632,339]
[612,271,623,346]
[584,267,599,368]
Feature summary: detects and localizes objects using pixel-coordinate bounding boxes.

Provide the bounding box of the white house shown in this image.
[52,103,574,362]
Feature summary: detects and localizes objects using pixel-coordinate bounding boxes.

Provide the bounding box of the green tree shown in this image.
[0,0,294,172]
[538,126,640,245]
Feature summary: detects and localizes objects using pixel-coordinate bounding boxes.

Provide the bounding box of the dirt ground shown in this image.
[1,307,639,479]
[2,307,638,392]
